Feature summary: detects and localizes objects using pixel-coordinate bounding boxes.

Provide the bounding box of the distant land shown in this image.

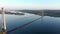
[14,10,60,17]
[0,10,24,15]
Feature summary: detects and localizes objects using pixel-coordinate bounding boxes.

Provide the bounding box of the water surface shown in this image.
[0,12,60,34]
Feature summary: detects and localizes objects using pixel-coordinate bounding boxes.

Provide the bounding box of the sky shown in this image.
[0,0,60,10]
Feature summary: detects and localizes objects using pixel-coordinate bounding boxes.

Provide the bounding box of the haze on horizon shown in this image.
[0,0,60,10]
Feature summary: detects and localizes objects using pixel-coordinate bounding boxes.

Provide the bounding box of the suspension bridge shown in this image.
[0,8,44,34]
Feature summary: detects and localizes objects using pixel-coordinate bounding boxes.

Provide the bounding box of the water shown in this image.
[0,12,60,34]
